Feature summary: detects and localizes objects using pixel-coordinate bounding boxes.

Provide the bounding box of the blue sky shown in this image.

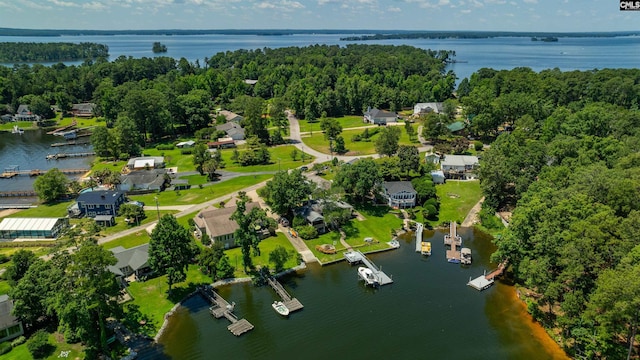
[0,0,636,32]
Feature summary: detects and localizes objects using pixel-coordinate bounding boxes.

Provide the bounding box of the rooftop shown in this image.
[0,218,63,231]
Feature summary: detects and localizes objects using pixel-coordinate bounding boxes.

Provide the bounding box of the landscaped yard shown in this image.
[218,145,314,173]
[128,174,273,206]
[298,115,367,133]
[0,332,85,360]
[302,124,419,156]
[431,180,482,226]
[2,201,73,219]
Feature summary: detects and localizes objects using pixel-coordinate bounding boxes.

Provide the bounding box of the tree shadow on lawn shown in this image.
[353,203,391,218]
[341,222,361,240]
[167,281,205,304]
[122,303,155,338]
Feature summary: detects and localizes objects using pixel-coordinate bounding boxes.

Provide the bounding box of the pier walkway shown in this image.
[0,168,89,178]
[46,152,95,160]
[444,222,462,263]
[198,286,254,336]
[343,250,393,285]
[266,277,304,313]
[414,222,424,252]
[467,261,508,291]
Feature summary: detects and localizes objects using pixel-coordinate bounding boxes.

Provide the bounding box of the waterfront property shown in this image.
[69,190,126,218]
[444,221,462,263]
[14,104,39,121]
[0,295,24,343]
[344,250,393,286]
[440,155,479,180]
[71,103,96,118]
[198,286,254,336]
[382,181,417,208]
[108,244,152,284]
[193,202,265,249]
[363,107,398,125]
[0,217,69,240]
[266,277,304,314]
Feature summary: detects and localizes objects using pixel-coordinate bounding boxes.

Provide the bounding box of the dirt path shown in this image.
[461,196,484,227]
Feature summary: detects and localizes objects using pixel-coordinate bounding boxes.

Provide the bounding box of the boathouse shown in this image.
[0,217,69,240]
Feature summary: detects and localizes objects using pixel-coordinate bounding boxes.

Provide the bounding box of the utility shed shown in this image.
[0,217,69,240]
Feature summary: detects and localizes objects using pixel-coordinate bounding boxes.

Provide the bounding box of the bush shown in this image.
[0,342,12,355]
[0,254,9,264]
[180,148,193,155]
[292,215,307,229]
[473,140,483,152]
[351,134,361,142]
[423,204,438,220]
[26,330,53,359]
[296,225,318,240]
[11,336,26,347]
[156,144,175,150]
[201,233,211,246]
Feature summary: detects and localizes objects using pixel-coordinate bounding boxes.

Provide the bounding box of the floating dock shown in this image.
[414,222,424,252]
[266,277,304,313]
[468,261,508,291]
[344,250,393,286]
[444,222,462,263]
[198,286,254,336]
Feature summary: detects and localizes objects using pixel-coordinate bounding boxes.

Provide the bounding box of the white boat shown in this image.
[11,125,24,135]
[272,301,289,316]
[357,266,379,286]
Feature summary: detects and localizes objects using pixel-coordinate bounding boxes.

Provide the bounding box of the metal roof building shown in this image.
[0,217,69,240]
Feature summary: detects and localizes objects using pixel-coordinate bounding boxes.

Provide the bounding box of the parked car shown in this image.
[300,166,308,171]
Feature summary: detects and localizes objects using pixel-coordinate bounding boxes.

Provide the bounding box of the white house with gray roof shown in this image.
[363,107,398,125]
[382,181,417,208]
[413,102,444,116]
[440,154,479,179]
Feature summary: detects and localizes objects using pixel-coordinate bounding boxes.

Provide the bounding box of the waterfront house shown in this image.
[217,110,243,123]
[14,105,38,121]
[294,206,327,234]
[71,190,126,219]
[119,169,168,192]
[0,217,69,240]
[413,102,443,116]
[108,244,152,284]
[382,181,417,208]
[71,103,96,117]
[193,202,263,249]
[363,107,398,125]
[0,295,23,343]
[126,156,165,170]
[216,122,245,141]
[440,155,479,179]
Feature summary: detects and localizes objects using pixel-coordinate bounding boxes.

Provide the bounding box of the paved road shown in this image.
[286,111,433,165]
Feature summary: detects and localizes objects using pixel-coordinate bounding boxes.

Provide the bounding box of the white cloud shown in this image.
[461,8,471,13]
[522,0,537,3]
[255,0,305,12]
[387,6,401,12]
[82,1,106,10]
[257,2,276,9]
[0,0,21,10]
[19,0,53,10]
[47,0,79,7]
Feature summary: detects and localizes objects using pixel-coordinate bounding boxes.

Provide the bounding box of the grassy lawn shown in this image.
[0,332,85,360]
[298,115,366,133]
[0,121,35,131]
[307,206,404,263]
[140,147,196,173]
[2,201,73,219]
[302,125,419,156]
[102,231,151,250]
[128,174,272,206]
[95,210,177,237]
[90,160,126,173]
[123,232,297,336]
[219,145,314,173]
[430,180,482,226]
[180,174,208,185]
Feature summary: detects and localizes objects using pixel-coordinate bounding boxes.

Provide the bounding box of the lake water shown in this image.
[1,34,639,81]
[156,228,569,360]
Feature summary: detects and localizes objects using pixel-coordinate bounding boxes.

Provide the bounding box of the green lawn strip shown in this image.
[0,121,35,131]
[429,180,482,226]
[3,201,73,219]
[0,342,30,360]
[218,145,314,173]
[90,160,127,173]
[0,280,10,295]
[102,232,151,250]
[302,125,419,156]
[224,233,299,277]
[94,210,177,237]
[180,174,208,185]
[298,115,366,133]
[128,174,273,206]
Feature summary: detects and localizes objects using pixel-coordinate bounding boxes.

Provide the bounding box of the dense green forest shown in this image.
[0,42,109,62]
[459,67,640,359]
[0,44,455,143]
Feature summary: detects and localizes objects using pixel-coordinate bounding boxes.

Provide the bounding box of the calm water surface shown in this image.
[157,228,569,360]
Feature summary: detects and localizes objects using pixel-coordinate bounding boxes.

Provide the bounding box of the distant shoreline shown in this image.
[0,28,639,38]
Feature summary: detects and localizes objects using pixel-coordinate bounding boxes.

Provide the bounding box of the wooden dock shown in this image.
[344,250,393,286]
[50,140,91,147]
[46,152,95,160]
[468,261,508,291]
[0,168,89,178]
[47,121,76,134]
[444,222,462,263]
[414,222,424,252]
[266,277,304,313]
[198,286,254,336]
